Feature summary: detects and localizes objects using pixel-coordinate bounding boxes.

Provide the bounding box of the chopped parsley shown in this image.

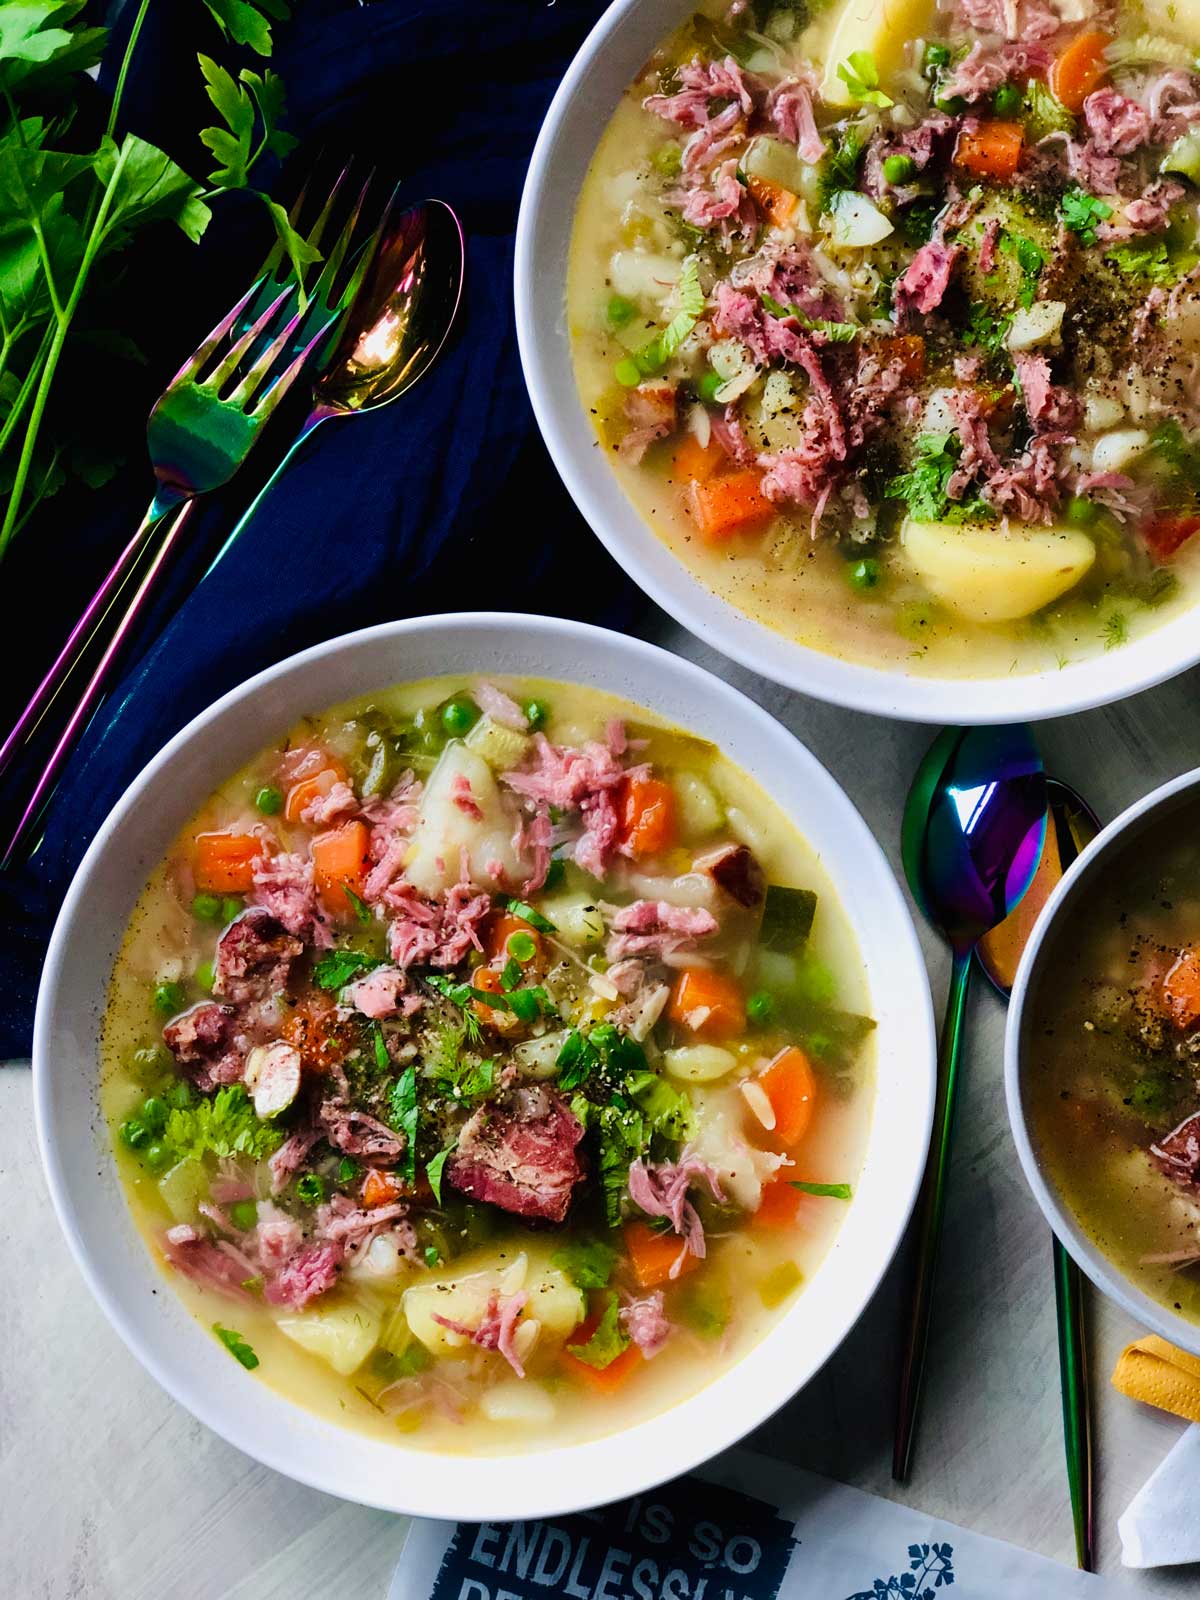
[759,293,858,341]
[426,972,556,1024]
[213,1324,259,1370]
[1105,239,1186,284]
[790,1180,854,1200]
[551,1238,618,1289]
[389,1067,418,1185]
[296,1173,326,1205]
[312,948,383,991]
[556,1023,648,1093]
[835,50,893,109]
[505,898,556,933]
[565,1291,630,1370]
[342,883,373,925]
[1059,188,1112,248]
[433,1056,497,1103]
[817,125,865,215]
[425,1145,454,1204]
[162,1085,283,1163]
[373,1024,391,1073]
[998,231,1045,308]
[572,1095,648,1227]
[886,432,990,525]
[961,302,1012,358]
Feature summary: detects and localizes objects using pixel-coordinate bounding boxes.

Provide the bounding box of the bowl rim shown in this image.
[513,0,1200,725]
[33,610,936,1518]
[1005,766,1200,1357]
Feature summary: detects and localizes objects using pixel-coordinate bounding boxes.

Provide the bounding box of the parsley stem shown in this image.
[0,139,133,556]
[105,0,154,143]
[0,321,54,461]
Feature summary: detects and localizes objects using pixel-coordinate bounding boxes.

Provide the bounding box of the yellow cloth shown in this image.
[1112,1335,1200,1425]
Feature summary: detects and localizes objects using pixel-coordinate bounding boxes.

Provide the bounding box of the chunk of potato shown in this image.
[900,518,1096,622]
[402,1252,585,1357]
[818,0,936,106]
[276,1301,381,1376]
[537,891,605,948]
[465,715,532,771]
[405,742,526,896]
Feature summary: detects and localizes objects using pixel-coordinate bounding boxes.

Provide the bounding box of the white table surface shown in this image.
[6,617,1200,1598]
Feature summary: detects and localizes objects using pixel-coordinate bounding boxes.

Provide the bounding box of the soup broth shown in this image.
[1025,798,1200,1324]
[102,676,874,1451]
[568,0,1200,677]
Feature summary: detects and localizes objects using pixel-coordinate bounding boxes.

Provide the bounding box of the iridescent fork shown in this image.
[1,174,382,862]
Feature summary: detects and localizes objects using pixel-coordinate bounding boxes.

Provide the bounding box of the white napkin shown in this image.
[1119,1423,1200,1568]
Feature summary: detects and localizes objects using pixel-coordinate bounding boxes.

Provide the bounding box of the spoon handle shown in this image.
[893,945,972,1483]
[1054,1237,1094,1569]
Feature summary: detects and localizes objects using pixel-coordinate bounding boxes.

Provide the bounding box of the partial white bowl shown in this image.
[35,612,934,1519]
[1006,768,1200,1357]
[514,0,1200,723]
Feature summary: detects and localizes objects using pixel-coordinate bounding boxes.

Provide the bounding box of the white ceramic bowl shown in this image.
[1006,769,1200,1356]
[35,613,935,1518]
[514,0,1200,724]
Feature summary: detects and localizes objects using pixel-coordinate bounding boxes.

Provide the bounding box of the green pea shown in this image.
[195,960,215,994]
[440,694,480,739]
[606,295,636,329]
[524,699,550,732]
[230,1200,259,1231]
[746,990,776,1026]
[254,785,283,816]
[847,557,881,591]
[153,981,186,1018]
[120,1119,150,1151]
[1065,494,1097,526]
[143,1143,170,1173]
[924,42,951,69]
[131,1043,171,1080]
[697,370,724,404]
[507,930,537,963]
[653,141,683,177]
[934,92,967,114]
[993,82,1022,116]
[220,895,243,924]
[192,891,222,924]
[614,357,643,388]
[882,153,916,185]
[141,1096,168,1135]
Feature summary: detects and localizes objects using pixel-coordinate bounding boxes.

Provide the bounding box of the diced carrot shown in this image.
[953,121,1024,181]
[1049,30,1111,112]
[875,333,926,382]
[686,469,774,542]
[618,773,677,858]
[754,1174,803,1230]
[672,432,728,483]
[667,967,746,1040]
[747,174,799,228]
[1162,948,1200,1029]
[471,963,507,1020]
[194,832,263,893]
[623,1220,699,1289]
[1141,513,1200,563]
[361,1169,405,1209]
[758,1045,818,1147]
[485,912,543,962]
[311,819,369,914]
[561,1309,644,1392]
[284,761,348,824]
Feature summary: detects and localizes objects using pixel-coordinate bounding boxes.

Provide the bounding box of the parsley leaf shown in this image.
[1105,240,1185,284]
[312,949,383,991]
[343,883,372,925]
[551,1239,619,1290]
[836,50,893,108]
[886,432,990,524]
[565,1290,631,1370]
[999,231,1045,308]
[389,1067,418,1185]
[790,1180,853,1199]
[505,898,556,933]
[625,1069,694,1144]
[1059,188,1112,248]
[162,1085,283,1163]
[213,1324,259,1369]
[961,302,1012,358]
[426,1145,455,1204]
[202,0,291,58]
[760,293,858,341]
[572,1096,647,1227]
[614,255,704,384]
[373,1024,390,1073]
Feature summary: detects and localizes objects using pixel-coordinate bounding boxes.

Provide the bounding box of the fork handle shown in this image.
[0,494,178,783]
[1,501,191,869]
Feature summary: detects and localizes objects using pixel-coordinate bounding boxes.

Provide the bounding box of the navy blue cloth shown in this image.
[1,0,654,1055]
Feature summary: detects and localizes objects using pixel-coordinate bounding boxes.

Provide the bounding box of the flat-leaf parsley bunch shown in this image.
[0,0,313,556]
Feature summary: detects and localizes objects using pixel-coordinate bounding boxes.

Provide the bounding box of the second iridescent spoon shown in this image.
[977,779,1101,1571]
[894,723,1048,1483]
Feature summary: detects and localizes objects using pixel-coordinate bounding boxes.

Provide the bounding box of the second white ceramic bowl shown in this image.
[514,0,1200,723]
[35,612,934,1519]
[1006,768,1200,1357]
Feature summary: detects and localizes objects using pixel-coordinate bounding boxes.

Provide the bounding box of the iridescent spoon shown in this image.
[977,779,1101,1573]
[895,724,1048,1484]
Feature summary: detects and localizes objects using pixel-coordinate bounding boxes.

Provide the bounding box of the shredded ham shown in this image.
[605,899,719,963]
[620,1291,672,1358]
[299,780,358,828]
[627,1155,725,1271]
[250,853,333,947]
[892,240,960,322]
[433,1291,530,1377]
[263,1241,342,1309]
[474,682,527,731]
[765,73,823,164]
[383,878,491,969]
